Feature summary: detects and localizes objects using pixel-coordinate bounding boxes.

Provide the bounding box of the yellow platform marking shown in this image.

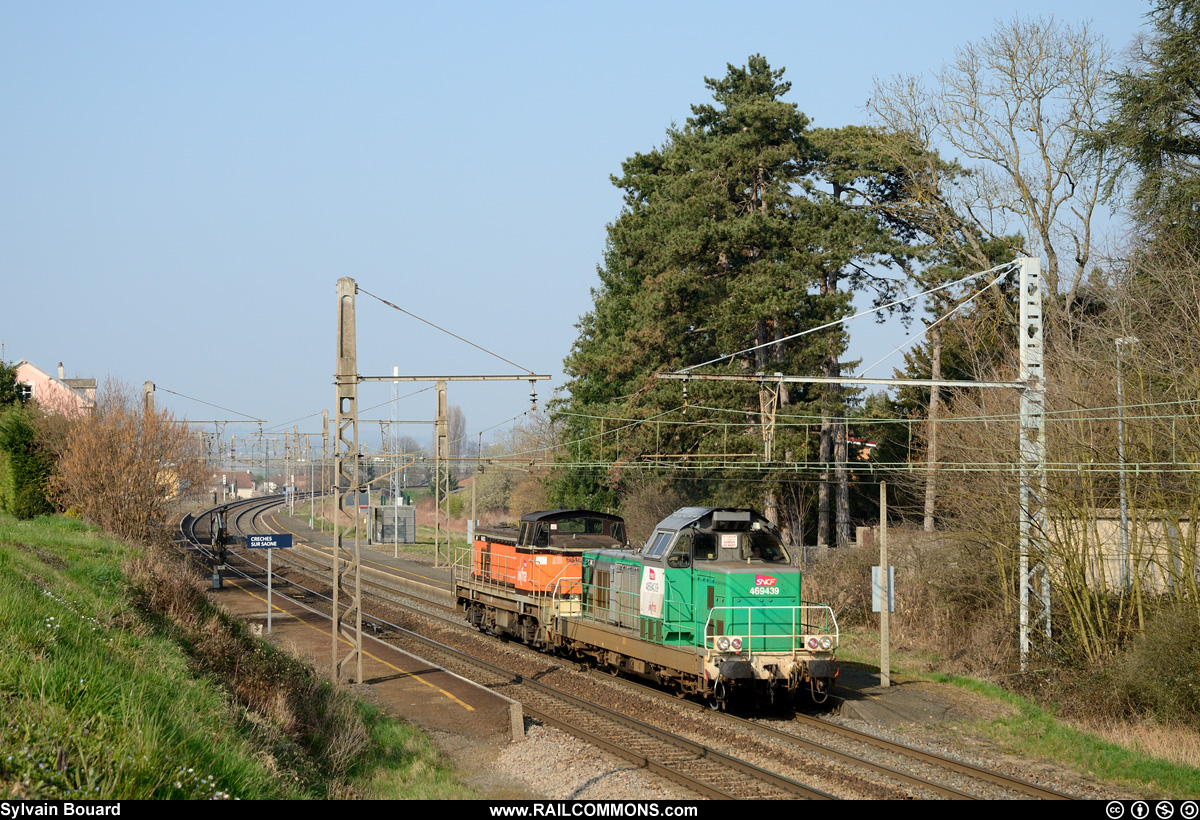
[225,576,474,711]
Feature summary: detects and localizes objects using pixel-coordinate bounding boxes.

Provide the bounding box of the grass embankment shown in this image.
[837,630,1200,798]
[0,513,475,799]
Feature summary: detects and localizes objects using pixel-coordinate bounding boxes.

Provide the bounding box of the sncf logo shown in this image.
[755,575,777,587]
[648,568,656,580]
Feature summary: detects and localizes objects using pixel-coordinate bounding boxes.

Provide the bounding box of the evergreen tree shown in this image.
[0,361,20,408]
[0,405,54,518]
[1094,0,1200,241]
[557,57,922,544]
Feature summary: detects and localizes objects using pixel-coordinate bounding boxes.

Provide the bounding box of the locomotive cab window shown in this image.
[644,531,671,560]
[667,534,692,568]
[742,528,789,563]
[693,530,717,561]
[556,517,602,534]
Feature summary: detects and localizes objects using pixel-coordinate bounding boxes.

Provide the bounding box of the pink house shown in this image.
[14,361,96,417]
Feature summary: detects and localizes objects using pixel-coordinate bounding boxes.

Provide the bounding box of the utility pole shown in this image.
[879,481,890,688]
[1116,336,1138,590]
[333,276,363,683]
[331,278,551,679]
[322,409,329,534]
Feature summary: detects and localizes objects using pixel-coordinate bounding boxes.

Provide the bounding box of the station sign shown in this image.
[246,534,294,550]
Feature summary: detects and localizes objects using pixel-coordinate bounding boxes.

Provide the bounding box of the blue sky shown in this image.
[1,1,1150,453]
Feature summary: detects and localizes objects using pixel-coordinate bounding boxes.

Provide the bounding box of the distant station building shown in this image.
[207,470,258,501]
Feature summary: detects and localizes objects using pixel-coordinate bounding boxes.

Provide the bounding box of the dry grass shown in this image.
[804,527,1018,679]
[1071,718,1200,771]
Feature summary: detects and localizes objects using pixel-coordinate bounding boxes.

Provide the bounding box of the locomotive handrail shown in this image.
[661,581,695,629]
[543,560,582,594]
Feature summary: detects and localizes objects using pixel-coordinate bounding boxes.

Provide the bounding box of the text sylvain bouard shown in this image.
[1,804,120,817]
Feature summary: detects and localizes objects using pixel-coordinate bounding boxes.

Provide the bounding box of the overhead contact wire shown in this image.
[358,286,538,376]
[676,260,1019,374]
[157,387,262,421]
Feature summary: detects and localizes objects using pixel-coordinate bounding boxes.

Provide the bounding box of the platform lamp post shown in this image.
[1116,336,1138,590]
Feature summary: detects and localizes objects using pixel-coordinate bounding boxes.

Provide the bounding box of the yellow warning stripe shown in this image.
[224,577,474,711]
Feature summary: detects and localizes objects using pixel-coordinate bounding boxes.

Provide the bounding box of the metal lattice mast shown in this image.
[333,276,363,682]
[434,380,449,567]
[654,256,1050,668]
[1018,256,1050,669]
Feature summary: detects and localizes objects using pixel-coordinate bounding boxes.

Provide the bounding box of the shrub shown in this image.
[51,382,205,542]
[0,405,54,518]
[1113,603,1200,728]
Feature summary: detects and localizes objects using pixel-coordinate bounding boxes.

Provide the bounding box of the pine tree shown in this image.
[1095,0,1200,242]
[557,57,922,545]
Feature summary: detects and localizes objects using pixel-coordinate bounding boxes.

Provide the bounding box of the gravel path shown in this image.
[488,720,699,800]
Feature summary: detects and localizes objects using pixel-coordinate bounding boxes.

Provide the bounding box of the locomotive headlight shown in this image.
[731,637,743,652]
[716,636,731,651]
[807,637,819,650]
[819,636,833,651]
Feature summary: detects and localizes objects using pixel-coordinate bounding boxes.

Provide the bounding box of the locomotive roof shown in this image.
[654,507,757,532]
[519,508,624,524]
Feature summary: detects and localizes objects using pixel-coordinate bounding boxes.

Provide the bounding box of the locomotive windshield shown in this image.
[743,527,789,563]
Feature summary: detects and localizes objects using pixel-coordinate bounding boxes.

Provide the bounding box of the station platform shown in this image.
[204,519,522,748]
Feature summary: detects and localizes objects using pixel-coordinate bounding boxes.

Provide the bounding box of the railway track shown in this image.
[180,497,1075,800]
[181,496,836,799]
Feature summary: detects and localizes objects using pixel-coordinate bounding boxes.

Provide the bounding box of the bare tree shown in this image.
[51,380,206,542]
[466,410,564,520]
[868,16,1114,532]
[870,16,1114,312]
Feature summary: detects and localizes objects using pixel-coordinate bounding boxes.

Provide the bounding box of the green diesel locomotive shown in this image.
[455,506,838,709]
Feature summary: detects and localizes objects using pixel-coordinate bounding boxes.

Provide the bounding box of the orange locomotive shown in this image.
[472,509,627,596]
[459,509,628,642]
